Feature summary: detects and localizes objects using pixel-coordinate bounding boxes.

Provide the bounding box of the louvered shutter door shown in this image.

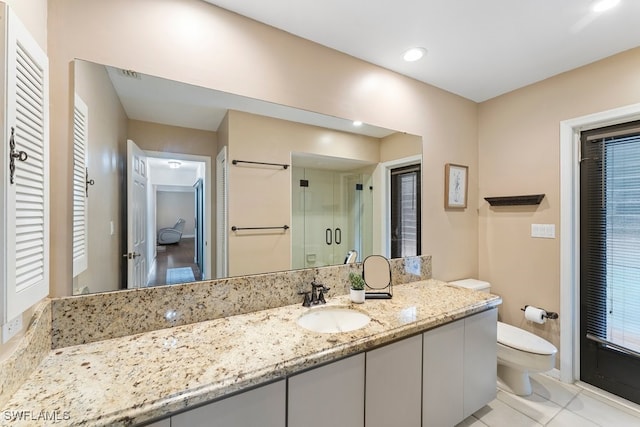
[2,6,49,323]
[72,95,88,277]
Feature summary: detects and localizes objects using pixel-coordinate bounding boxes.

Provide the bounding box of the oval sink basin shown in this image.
[297,307,370,333]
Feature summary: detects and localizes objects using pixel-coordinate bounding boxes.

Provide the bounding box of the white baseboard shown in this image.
[576,381,640,416]
[543,368,561,381]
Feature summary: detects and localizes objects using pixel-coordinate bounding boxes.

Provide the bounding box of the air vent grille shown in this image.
[119,69,141,79]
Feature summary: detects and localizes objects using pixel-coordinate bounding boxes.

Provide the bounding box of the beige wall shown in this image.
[4,0,46,51]
[127,120,218,158]
[47,0,479,296]
[380,132,422,162]
[478,47,640,360]
[73,59,128,294]
[157,191,196,236]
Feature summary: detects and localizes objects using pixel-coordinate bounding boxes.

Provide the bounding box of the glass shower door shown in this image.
[292,167,372,269]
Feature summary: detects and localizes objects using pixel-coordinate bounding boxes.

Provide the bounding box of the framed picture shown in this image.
[445,163,468,209]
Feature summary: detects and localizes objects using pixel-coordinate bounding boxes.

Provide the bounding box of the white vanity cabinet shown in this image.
[288,353,365,427]
[144,309,496,427]
[463,308,498,417]
[365,334,422,427]
[423,317,465,426]
[171,379,286,427]
[423,308,497,426]
[0,3,49,330]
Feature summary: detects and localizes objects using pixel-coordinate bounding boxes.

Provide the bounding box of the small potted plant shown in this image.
[349,272,366,304]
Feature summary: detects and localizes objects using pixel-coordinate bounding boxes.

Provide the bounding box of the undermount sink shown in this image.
[297,306,370,333]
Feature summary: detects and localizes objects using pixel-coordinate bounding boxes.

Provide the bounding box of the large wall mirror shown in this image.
[71,59,422,295]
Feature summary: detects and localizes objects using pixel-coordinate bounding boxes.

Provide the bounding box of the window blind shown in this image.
[582,129,640,354]
[390,165,421,258]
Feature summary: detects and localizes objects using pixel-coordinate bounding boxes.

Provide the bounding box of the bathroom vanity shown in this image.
[173,306,496,427]
[1,284,499,426]
[0,257,500,426]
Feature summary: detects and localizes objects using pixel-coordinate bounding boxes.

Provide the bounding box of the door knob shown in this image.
[9,127,28,184]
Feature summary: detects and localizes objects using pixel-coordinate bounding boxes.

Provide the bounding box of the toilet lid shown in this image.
[497,322,557,355]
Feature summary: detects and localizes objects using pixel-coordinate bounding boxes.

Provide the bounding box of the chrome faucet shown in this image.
[299,280,330,307]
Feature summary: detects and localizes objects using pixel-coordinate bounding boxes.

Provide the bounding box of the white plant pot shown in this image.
[350,288,365,304]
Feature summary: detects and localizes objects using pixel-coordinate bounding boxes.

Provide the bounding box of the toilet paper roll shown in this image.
[524,306,547,324]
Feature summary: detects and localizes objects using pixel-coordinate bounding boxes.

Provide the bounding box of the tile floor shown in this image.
[457,373,640,426]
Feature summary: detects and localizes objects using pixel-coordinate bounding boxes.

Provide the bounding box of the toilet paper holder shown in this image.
[520,305,558,319]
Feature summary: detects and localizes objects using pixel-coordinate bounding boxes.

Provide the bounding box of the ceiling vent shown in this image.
[118,69,141,79]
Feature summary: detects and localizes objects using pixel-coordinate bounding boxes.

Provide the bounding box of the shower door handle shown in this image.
[334,228,342,245]
[325,228,332,245]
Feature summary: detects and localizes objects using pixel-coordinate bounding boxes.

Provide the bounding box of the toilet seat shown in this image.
[497,321,557,355]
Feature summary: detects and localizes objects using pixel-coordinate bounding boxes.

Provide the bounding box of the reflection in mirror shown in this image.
[71,59,422,295]
[291,153,375,269]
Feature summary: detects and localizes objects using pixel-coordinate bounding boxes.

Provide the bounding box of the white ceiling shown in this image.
[203,0,640,102]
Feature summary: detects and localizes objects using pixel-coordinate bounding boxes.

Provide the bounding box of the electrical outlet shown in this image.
[2,314,23,343]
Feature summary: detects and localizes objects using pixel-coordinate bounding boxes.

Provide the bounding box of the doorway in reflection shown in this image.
[139,155,207,288]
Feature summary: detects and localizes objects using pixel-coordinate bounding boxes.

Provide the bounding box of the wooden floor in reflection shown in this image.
[147,237,202,286]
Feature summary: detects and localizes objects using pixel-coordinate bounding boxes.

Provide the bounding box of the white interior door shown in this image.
[126,139,148,288]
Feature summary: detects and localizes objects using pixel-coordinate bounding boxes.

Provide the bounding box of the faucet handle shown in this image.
[298,291,312,307]
[318,289,327,304]
[311,281,328,290]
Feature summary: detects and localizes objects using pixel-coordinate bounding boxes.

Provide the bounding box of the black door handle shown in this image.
[335,228,342,245]
[326,228,332,245]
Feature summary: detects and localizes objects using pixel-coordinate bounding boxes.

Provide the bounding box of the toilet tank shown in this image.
[449,278,491,293]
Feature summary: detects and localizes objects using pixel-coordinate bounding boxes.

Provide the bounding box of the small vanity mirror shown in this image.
[71,59,422,295]
[363,255,393,299]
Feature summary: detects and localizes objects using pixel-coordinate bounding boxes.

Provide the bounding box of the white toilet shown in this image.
[449,279,558,396]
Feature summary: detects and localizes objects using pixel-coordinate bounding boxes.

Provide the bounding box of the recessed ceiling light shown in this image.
[168,161,181,169]
[353,120,363,127]
[593,0,620,12]
[403,47,427,62]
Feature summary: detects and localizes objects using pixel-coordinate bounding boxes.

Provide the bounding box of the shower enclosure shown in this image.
[292,161,373,269]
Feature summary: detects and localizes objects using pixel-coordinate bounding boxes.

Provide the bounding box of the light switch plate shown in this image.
[531,224,555,239]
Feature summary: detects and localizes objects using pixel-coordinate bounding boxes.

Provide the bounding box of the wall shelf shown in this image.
[484,194,545,206]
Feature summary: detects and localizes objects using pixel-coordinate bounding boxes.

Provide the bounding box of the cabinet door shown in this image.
[288,353,365,427]
[366,334,422,427]
[171,380,285,427]
[463,308,497,418]
[423,319,464,427]
[0,4,49,325]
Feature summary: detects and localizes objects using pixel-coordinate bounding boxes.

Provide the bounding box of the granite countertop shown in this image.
[1,280,500,426]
